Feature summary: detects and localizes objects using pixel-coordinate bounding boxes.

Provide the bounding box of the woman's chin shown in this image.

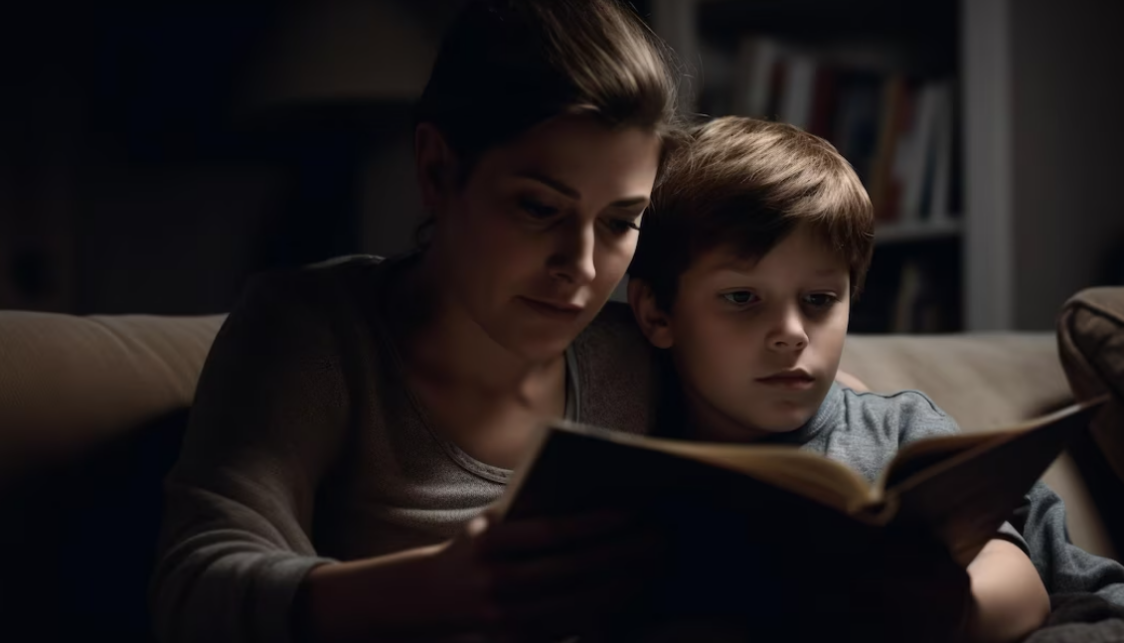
[509,333,576,363]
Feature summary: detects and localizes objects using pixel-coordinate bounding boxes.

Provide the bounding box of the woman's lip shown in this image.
[519,296,585,317]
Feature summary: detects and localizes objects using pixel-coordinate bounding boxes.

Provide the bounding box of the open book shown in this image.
[495,395,1107,568]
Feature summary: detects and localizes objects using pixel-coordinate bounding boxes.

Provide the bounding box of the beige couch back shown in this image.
[0,312,1109,558]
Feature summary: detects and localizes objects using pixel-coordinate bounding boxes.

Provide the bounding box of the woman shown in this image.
[151,2,682,642]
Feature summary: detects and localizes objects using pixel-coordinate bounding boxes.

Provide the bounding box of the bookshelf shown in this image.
[875,220,961,245]
[647,0,1124,333]
[648,0,963,333]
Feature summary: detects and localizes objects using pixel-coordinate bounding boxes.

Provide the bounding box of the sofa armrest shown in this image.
[0,312,225,482]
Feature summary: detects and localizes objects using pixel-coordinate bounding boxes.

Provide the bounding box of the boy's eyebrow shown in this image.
[712,262,846,277]
[715,255,761,272]
[515,170,650,208]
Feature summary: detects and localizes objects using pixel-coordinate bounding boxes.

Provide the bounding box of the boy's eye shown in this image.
[721,291,758,306]
[803,293,839,309]
[519,197,559,219]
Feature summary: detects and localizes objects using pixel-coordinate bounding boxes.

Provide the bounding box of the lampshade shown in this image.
[238,0,447,116]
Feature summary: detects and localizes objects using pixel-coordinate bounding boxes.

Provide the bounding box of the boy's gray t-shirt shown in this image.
[771,384,1124,603]
[759,383,1026,547]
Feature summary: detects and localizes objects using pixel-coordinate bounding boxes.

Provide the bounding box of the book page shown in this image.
[647,440,875,514]
[532,422,877,515]
[878,432,998,492]
[885,398,1106,566]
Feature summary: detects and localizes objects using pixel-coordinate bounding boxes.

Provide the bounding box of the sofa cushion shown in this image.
[841,333,1073,432]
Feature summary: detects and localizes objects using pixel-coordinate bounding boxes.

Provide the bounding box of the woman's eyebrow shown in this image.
[515,170,580,199]
[514,170,650,209]
[609,196,649,209]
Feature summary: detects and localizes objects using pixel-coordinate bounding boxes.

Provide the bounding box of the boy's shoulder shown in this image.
[572,300,662,435]
[839,386,950,419]
[796,385,960,482]
[832,386,959,444]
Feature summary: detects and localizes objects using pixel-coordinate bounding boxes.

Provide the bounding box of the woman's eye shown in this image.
[722,291,757,306]
[803,293,839,309]
[519,197,558,219]
[603,218,641,235]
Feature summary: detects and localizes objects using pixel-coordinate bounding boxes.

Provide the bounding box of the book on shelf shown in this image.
[722,35,958,224]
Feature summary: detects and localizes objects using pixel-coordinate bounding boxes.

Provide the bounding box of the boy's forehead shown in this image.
[696,233,848,277]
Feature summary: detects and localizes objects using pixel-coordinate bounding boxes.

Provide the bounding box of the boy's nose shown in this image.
[769,307,809,351]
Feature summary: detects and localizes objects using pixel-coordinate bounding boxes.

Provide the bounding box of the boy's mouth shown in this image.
[756,369,816,390]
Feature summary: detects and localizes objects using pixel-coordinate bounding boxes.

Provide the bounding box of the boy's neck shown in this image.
[681,385,774,444]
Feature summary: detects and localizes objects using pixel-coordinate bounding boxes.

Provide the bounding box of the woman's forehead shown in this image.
[478,116,661,195]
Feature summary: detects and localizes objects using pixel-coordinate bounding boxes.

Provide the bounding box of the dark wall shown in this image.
[0,1,429,315]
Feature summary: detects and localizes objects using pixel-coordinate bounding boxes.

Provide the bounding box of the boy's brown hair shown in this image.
[629,116,875,310]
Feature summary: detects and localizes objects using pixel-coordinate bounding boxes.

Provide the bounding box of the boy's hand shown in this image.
[420,509,667,642]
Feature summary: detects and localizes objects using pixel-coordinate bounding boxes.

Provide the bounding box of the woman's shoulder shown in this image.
[571,300,661,435]
[246,254,387,301]
[222,254,399,366]
[236,254,398,324]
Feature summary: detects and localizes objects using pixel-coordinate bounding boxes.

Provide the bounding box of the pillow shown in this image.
[1058,287,1124,478]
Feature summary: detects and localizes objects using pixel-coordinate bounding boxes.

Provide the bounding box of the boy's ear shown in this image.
[415,122,459,215]
[628,278,674,349]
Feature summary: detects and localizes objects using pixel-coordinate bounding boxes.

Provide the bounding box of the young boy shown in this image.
[626,117,1049,642]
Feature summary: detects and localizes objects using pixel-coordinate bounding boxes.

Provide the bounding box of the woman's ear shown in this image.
[628,278,674,349]
[415,123,458,215]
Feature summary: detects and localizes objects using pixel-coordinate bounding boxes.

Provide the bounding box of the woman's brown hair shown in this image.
[414,0,682,181]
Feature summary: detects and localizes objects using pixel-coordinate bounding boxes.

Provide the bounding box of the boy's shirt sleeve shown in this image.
[888,390,1124,602]
[1009,481,1124,604]
[875,390,1029,553]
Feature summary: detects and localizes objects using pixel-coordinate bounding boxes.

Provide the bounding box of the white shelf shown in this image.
[874,219,962,245]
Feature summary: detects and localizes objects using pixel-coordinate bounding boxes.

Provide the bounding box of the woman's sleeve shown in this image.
[149,271,352,643]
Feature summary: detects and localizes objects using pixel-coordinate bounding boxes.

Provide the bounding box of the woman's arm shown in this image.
[150,271,353,643]
[963,538,1051,642]
[295,512,664,643]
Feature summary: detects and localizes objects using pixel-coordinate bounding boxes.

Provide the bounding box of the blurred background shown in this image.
[0,0,1121,333]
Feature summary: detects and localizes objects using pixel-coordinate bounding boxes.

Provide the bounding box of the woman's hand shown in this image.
[297,509,665,643]
[420,509,666,642]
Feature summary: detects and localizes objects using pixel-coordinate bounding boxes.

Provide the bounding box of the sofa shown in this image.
[2,288,1122,642]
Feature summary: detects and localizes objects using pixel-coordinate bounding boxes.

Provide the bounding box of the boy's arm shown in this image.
[963,538,1050,643]
[888,391,1048,640]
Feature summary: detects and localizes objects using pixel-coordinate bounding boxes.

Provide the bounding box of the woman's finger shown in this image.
[496,572,651,641]
[476,509,636,558]
[490,527,667,599]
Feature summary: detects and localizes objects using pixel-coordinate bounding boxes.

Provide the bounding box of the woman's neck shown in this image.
[391,251,565,405]
[382,250,568,468]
